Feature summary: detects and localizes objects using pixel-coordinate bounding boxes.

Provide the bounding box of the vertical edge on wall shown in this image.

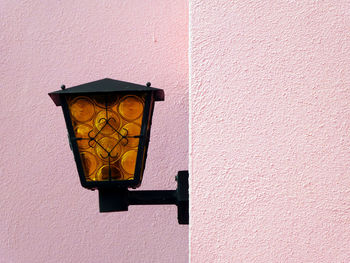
[188,0,193,262]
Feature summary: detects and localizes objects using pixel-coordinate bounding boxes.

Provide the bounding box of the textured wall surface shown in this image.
[190,0,350,262]
[0,1,188,262]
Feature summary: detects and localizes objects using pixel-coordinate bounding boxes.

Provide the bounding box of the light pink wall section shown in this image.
[190,1,350,262]
[0,1,188,262]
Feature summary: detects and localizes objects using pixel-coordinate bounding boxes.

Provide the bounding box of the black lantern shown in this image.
[49,78,188,224]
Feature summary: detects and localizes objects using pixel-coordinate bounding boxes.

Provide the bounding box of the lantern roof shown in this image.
[49,78,164,106]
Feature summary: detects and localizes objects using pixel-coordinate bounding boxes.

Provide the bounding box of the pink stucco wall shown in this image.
[190,1,350,262]
[0,1,188,262]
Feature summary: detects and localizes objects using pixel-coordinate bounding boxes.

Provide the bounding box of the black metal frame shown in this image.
[48,79,163,189]
[98,171,189,225]
[60,92,154,189]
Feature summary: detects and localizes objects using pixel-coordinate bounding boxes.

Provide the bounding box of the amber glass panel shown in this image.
[94,110,120,135]
[70,97,94,122]
[74,124,93,149]
[67,94,145,182]
[95,137,122,162]
[120,150,138,178]
[80,151,98,176]
[119,96,143,121]
[96,165,122,180]
[120,123,141,148]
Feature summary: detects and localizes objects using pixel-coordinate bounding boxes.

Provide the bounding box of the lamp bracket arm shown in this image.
[98,171,189,224]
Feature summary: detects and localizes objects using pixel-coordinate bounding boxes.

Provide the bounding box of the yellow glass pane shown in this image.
[69,94,145,182]
[74,124,94,149]
[80,151,97,176]
[96,165,122,180]
[121,150,137,175]
[70,97,94,122]
[93,95,118,108]
[118,96,143,121]
[120,123,141,148]
[124,173,134,180]
[94,110,120,135]
[95,136,122,161]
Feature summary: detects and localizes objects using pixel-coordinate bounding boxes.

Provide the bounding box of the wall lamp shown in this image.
[49,78,188,224]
